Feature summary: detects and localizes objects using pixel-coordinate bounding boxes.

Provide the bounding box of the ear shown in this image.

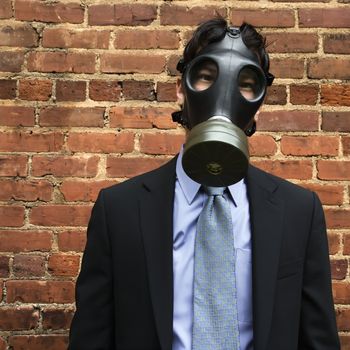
[176,79,185,105]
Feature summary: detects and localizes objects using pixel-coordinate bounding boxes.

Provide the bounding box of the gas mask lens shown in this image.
[238,67,264,100]
[190,59,218,91]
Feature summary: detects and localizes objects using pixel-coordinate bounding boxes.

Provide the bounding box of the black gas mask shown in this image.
[173,27,274,187]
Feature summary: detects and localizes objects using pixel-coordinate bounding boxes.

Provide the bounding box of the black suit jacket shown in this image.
[69,157,340,350]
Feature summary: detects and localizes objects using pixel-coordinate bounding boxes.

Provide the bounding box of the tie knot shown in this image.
[204,186,226,196]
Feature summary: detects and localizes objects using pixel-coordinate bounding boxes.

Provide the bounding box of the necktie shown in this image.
[192,186,240,350]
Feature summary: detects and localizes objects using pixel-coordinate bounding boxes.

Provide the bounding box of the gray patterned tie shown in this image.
[192,186,240,350]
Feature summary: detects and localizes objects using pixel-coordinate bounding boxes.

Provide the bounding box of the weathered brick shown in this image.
[27,52,95,74]
[67,132,134,153]
[0,106,35,126]
[281,136,339,156]
[321,84,350,106]
[123,80,155,101]
[336,309,350,331]
[0,336,5,350]
[9,335,68,350]
[89,4,156,26]
[0,307,39,330]
[115,29,179,49]
[0,24,38,47]
[300,183,344,205]
[57,231,86,252]
[0,256,9,277]
[290,84,318,105]
[15,0,84,24]
[56,80,86,102]
[0,131,63,152]
[0,51,24,72]
[265,85,287,105]
[30,205,92,227]
[32,155,99,177]
[140,133,185,155]
[157,82,177,102]
[43,28,109,49]
[40,107,104,127]
[248,135,277,156]
[0,156,28,177]
[342,136,350,156]
[327,233,341,255]
[0,230,52,253]
[265,32,318,53]
[107,157,169,178]
[42,308,74,330]
[18,79,52,101]
[89,80,121,101]
[230,9,294,28]
[13,255,45,277]
[48,254,80,277]
[270,58,304,79]
[340,335,350,350]
[100,54,165,74]
[330,259,348,280]
[0,0,12,18]
[0,206,24,227]
[325,209,350,229]
[332,282,350,304]
[0,179,52,201]
[257,111,319,131]
[308,58,350,79]
[0,79,16,99]
[167,54,182,76]
[324,34,350,54]
[161,4,226,26]
[322,112,350,132]
[317,160,350,180]
[344,233,350,255]
[299,8,350,28]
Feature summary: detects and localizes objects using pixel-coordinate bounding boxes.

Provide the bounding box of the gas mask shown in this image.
[173,27,274,187]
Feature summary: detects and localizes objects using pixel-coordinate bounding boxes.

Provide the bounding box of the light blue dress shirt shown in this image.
[172,149,253,350]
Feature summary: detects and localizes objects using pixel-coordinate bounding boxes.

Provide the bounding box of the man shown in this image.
[69,18,340,350]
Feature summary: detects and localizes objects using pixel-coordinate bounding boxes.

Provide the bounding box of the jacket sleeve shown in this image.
[69,189,115,350]
[298,192,340,349]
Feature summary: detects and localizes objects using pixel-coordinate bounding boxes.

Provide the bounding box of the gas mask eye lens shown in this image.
[238,67,264,101]
[190,59,218,92]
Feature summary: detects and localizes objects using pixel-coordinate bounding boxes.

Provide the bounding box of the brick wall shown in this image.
[0,0,349,349]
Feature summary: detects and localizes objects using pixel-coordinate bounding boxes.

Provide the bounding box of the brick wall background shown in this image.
[0,0,349,349]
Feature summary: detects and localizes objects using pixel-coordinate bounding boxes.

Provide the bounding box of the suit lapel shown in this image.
[139,157,177,350]
[247,165,285,350]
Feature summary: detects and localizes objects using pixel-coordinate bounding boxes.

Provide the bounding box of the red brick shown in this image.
[48,254,80,277]
[0,230,52,253]
[67,132,134,153]
[157,82,177,102]
[321,84,350,106]
[161,4,226,26]
[257,111,319,131]
[248,135,277,156]
[60,180,115,202]
[322,112,350,132]
[140,133,184,155]
[330,259,348,280]
[252,160,313,180]
[324,34,350,54]
[308,58,350,79]
[0,79,16,99]
[0,24,38,47]
[230,9,294,28]
[325,209,350,229]
[13,255,45,277]
[57,231,86,252]
[290,84,318,105]
[18,79,52,101]
[123,80,155,101]
[27,52,95,74]
[15,0,83,24]
[0,51,24,72]
[9,335,68,350]
[327,233,341,255]
[265,85,287,105]
[299,8,350,28]
[265,32,318,53]
[32,155,99,177]
[0,131,63,152]
[0,307,39,330]
[89,4,156,26]
[0,337,5,350]
[0,256,9,277]
[270,58,304,79]
[40,107,104,127]
[318,161,350,180]
[167,54,182,77]
[281,136,338,156]
[332,282,350,304]
[340,335,350,350]
[89,80,121,101]
[300,183,344,206]
[0,106,35,126]
[0,206,24,227]
[110,106,177,129]
[115,29,179,50]
[0,0,12,18]
[100,54,165,74]
[30,205,92,227]
[336,308,350,331]
[343,136,350,156]
[42,308,74,330]
[107,157,169,178]
[344,233,350,255]
[0,156,28,177]
[56,80,86,102]
[0,281,2,303]
[43,28,109,49]
[0,179,52,201]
